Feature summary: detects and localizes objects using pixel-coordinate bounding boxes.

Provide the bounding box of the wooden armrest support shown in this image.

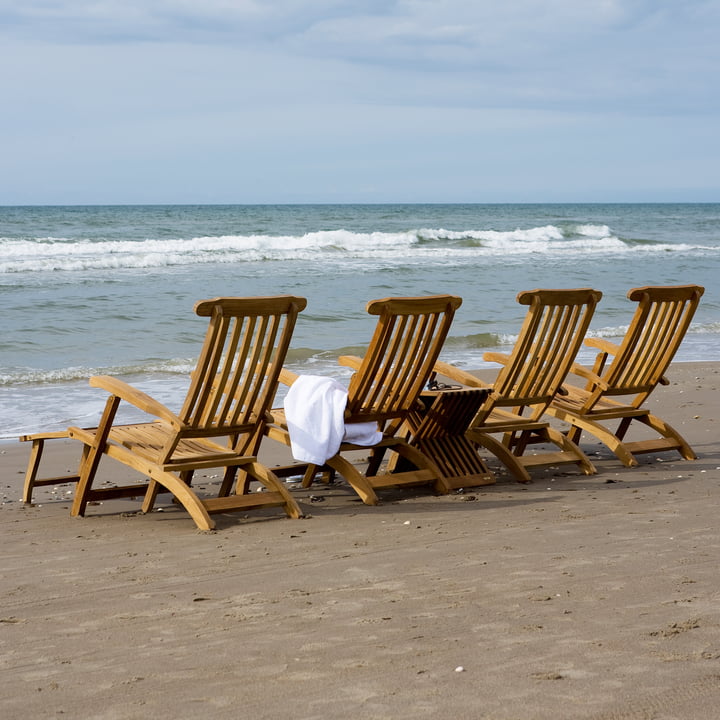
[565,362,608,390]
[338,355,363,371]
[89,375,181,426]
[19,430,70,442]
[482,351,511,366]
[433,361,491,389]
[584,337,621,355]
[277,367,300,386]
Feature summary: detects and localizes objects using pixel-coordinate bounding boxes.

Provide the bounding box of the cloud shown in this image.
[2,0,717,114]
[1,1,718,203]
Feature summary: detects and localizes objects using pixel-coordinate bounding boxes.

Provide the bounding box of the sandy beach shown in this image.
[1,361,719,719]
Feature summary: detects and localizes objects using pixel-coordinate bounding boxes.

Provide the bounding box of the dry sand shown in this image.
[1,362,719,720]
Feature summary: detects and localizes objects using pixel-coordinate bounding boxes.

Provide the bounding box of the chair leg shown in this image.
[218,467,239,496]
[325,455,380,505]
[565,424,583,446]
[140,469,216,531]
[556,409,696,465]
[365,446,388,477]
[542,426,597,475]
[22,438,45,504]
[510,430,532,457]
[636,413,697,461]
[615,417,633,441]
[553,412,640,467]
[467,430,532,483]
[71,444,106,518]
[301,464,320,488]
[142,480,163,514]
[388,441,451,495]
[243,462,303,519]
[70,395,122,517]
[20,433,84,505]
[145,468,194,513]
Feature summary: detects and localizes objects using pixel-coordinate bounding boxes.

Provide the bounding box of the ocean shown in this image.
[1,203,718,440]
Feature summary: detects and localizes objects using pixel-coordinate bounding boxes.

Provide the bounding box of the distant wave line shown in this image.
[4,323,717,387]
[1,225,716,274]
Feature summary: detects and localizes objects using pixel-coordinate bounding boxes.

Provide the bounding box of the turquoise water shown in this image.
[1,203,718,438]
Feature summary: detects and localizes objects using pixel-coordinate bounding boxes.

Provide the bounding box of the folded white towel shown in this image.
[283,375,382,465]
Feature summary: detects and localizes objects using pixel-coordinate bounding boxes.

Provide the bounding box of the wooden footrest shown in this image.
[520,451,583,468]
[622,438,682,455]
[202,491,288,514]
[27,474,81,488]
[370,469,436,489]
[442,473,495,491]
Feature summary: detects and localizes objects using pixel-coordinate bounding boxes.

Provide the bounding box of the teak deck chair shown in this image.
[20,296,307,531]
[265,295,463,505]
[434,288,603,483]
[545,285,704,466]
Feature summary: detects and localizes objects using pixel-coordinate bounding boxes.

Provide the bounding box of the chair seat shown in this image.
[109,423,241,465]
[551,390,649,420]
[477,408,550,434]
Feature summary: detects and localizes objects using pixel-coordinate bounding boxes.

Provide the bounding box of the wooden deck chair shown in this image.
[434,288,603,483]
[21,296,307,531]
[545,285,704,466]
[265,295,463,505]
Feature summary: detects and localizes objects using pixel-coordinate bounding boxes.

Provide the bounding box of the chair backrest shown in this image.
[486,288,603,419]
[344,295,462,428]
[597,285,704,404]
[180,296,307,439]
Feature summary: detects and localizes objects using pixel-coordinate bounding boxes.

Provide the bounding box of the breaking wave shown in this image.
[2,224,716,274]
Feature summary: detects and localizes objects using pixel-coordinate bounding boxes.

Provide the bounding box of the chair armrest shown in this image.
[338,355,363,371]
[89,375,181,426]
[584,337,621,355]
[277,367,300,386]
[433,361,491,389]
[563,363,609,390]
[482,351,511,366]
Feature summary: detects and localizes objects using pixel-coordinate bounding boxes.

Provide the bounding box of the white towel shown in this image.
[283,375,383,465]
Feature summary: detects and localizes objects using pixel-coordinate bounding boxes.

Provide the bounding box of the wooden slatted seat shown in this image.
[545,285,704,466]
[434,288,602,483]
[20,296,307,531]
[265,295,463,504]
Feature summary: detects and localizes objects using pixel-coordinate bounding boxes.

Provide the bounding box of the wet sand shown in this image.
[1,362,719,719]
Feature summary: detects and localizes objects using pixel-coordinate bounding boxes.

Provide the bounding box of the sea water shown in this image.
[1,203,718,439]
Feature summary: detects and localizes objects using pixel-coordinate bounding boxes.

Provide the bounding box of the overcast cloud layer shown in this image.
[2,0,718,204]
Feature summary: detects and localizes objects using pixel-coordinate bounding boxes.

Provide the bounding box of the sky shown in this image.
[1,0,719,205]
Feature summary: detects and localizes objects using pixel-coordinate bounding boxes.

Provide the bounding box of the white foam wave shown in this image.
[1,226,716,273]
[417,225,568,247]
[0,359,196,386]
[588,321,719,340]
[575,224,612,238]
